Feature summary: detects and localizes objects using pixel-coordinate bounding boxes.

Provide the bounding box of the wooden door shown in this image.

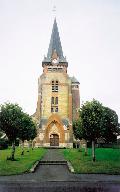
[50,134,59,146]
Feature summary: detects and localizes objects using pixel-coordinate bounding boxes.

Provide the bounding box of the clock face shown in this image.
[52,58,58,64]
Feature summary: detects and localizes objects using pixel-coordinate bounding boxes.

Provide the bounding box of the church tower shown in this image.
[33,19,80,148]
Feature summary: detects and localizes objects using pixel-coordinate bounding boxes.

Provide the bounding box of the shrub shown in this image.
[0,139,8,150]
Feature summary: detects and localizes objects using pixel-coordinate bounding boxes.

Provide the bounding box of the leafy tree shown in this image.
[73,119,85,152]
[79,99,120,161]
[0,138,8,150]
[0,103,23,160]
[102,106,120,143]
[0,131,2,138]
[27,121,37,151]
[117,138,120,144]
[18,113,37,154]
[80,99,104,161]
[73,120,83,140]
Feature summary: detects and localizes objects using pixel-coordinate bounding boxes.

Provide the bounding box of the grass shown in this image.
[0,147,46,175]
[62,148,120,174]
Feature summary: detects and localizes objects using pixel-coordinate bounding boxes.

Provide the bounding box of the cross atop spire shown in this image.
[52,5,56,16]
[43,18,67,64]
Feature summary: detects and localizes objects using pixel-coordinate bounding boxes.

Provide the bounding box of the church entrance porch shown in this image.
[50,134,59,146]
[43,114,65,148]
[35,114,73,148]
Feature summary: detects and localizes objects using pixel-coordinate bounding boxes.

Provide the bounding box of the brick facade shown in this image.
[32,19,80,148]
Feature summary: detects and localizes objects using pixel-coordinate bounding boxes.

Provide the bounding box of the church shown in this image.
[33,19,80,148]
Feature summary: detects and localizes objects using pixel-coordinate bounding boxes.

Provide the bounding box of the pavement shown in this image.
[0,149,120,192]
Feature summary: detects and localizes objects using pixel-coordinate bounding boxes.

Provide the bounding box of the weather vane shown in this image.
[52,5,56,17]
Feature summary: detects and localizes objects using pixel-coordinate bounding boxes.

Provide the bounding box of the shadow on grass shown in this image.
[6,156,19,161]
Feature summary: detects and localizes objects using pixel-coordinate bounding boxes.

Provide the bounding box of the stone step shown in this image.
[39,160,67,165]
[45,147,65,149]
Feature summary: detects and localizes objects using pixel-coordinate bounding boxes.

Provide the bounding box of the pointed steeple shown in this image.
[43,18,67,64]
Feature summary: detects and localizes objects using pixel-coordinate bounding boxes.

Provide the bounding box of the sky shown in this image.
[0,0,120,121]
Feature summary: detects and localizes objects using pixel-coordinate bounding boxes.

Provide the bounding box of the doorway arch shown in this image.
[44,114,65,145]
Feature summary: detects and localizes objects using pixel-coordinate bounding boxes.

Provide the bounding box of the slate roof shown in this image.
[62,119,69,127]
[39,118,47,128]
[71,76,80,84]
[43,18,67,63]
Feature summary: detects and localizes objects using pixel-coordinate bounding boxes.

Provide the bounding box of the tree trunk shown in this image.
[75,142,77,149]
[27,141,31,152]
[32,140,34,150]
[84,140,88,156]
[21,141,24,155]
[92,140,96,162]
[78,141,82,152]
[11,141,15,160]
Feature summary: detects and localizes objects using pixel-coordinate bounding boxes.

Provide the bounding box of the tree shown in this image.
[0,103,23,160]
[73,119,83,141]
[27,121,37,151]
[73,119,85,152]
[102,106,120,143]
[80,99,104,162]
[0,131,2,138]
[18,113,37,154]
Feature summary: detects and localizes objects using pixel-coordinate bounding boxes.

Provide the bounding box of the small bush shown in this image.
[0,139,8,150]
[8,139,19,146]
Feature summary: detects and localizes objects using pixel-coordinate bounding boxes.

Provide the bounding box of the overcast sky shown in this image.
[0,0,120,121]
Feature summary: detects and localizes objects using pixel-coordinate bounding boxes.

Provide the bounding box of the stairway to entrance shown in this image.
[39,148,67,165]
[36,148,72,181]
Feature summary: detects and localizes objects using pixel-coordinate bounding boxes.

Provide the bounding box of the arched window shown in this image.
[55,97,58,104]
[55,107,58,112]
[51,96,59,113]
[52,80,59,92]
[51,107,54,112]
[51,97,54,104]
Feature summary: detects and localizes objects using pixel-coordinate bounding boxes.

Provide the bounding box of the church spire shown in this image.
[43,18,67,64]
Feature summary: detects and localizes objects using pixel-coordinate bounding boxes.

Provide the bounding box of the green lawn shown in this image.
[62,148,120,174]
[0,147,46,175]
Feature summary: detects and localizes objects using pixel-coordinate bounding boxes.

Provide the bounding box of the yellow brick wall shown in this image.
[58,84,68,118]
[41,72,70,119]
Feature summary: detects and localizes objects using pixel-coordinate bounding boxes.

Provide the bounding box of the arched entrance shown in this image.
[50,134,59,146]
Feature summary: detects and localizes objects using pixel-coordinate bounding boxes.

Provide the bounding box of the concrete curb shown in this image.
[67,161,75,173]
[29,160,39,173]
[29,160,75,173]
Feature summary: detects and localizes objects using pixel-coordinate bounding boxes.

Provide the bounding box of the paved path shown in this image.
[0,149,120,182]
[41,148,65,161]
[0,149,120,191]
[0,181,120,192]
